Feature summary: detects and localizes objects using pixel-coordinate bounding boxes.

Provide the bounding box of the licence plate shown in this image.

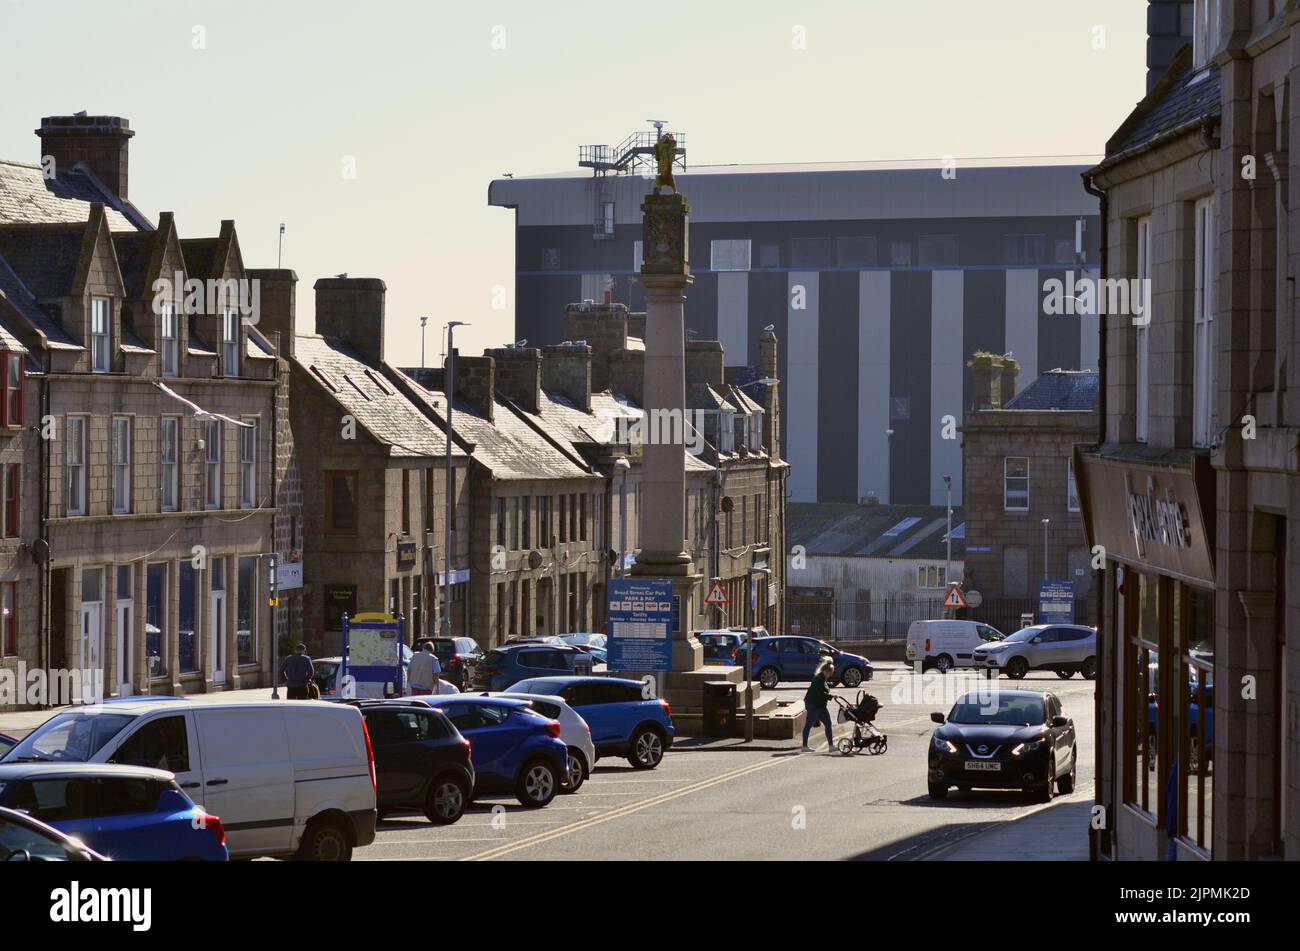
[965,761,1001,771]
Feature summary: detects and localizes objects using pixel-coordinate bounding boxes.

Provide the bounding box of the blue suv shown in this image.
[0,763,228,861]
[473,644,595,691]
[506,677,675,769]
[751,637,873,690]
[424,696,567,808]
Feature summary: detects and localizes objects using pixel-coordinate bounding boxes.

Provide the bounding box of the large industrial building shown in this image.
[490,151,1101,506]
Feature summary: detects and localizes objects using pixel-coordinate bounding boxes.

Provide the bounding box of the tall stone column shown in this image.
[632,191,702,672]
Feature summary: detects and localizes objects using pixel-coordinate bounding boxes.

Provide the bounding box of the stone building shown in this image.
[1079,0,1298,861]
[256,275,471,655]
[960,358,1098,624]
[0,114,282,701]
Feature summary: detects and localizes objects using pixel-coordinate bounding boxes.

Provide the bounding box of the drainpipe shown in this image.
[38,358,51,706]
[1082,171,1108,862]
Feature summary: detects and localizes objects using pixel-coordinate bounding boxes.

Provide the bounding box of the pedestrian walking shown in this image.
[408,640,442,696]
[279,643,316,700]
[801,658,836,752]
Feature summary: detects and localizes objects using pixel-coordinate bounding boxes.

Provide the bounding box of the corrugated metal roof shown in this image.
[789,502,966,561]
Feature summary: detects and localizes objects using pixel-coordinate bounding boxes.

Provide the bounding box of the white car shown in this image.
[485,691,595,793]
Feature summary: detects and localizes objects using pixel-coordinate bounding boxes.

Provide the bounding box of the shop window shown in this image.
[1178,583,1215,853]
[147,563,168,678]
[1126,572,1160,815]
[237,556,256,666]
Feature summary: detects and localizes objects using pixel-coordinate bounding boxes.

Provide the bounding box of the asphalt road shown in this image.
[358,662,1097,861]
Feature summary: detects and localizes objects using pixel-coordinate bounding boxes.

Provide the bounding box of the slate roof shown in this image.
[788,503,967,561]
[0,225,88,301]
[1106,46,1220,160]
[111,231,157,300]
[179,238,219,280]
[0,160,139,230]
[0,252,77,348]
[297,336,465,459]
[528,389,713,472]
[397,370,593,480]
[0,313,26,352]
[1003,369,1099,411]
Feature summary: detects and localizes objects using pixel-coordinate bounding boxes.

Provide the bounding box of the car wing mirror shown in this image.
[1051,715,1068,728]
[930,712,945,724]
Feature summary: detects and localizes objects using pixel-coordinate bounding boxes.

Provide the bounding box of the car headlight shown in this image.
[932,735,958,754]
[1012,738,1047,756]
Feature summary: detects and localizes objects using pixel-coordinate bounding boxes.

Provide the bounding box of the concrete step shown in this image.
[672,697,805,740]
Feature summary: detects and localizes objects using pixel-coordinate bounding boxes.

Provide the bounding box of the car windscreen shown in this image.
[1003,627,1042,643]
[948,696,1045,726]
[3,712,136,763]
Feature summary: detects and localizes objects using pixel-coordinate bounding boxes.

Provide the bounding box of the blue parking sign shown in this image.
[607,578,674,672]
[1038,580,1076,624]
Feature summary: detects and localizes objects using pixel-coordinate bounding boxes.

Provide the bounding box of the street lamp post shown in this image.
[943,474,953,599]
[442,321,468,639]
[420,316,429,370]
[615,456,630,578]
[1041,517,1050,580]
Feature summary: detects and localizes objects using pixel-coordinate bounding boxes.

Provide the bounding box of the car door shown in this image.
[364,709,418,807]
[586,681,635,746]
[1047,694,1071,768]
[107,711,204,803]
[782,639,816,680]
[1028,628,1060,668]
[15,776,98,847]
[1063,628,1093,665]
[83,776,173,860]
[191,708,294,857]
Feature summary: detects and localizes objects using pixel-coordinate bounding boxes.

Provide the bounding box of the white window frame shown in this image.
[1067,456,1081,513]
[222,308,240,377]
[710,239,752,272]
[91,297,111,373]
[205,419,222,510]
[1192,0,1222,70]
[111,416,132,514]
[1004,456,1030,512]
[1193,196,1216,448]
[1135,216,1152,443]
[161,416,179,512]
[161,302,179,377]
[67,416,87,516]
[240,420,257,508]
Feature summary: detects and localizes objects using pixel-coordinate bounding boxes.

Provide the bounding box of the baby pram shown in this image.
[832,690,887,755]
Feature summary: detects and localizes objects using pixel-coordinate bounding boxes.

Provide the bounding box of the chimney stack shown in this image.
[313,277,386,366]
[542,342,592,412]
[565,301,628,390]
[37,115,135,200]
[486,346,542,414]
[1000,356,1020,405]
[452,354,495,422]
[1147,1,1194,91]
[967,352,1005,410]
[247,269,298,360]
[759,328,781,458]
[685,339,725,389]
[607,348,644,405]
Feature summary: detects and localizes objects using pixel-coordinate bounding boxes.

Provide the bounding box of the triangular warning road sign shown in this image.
[942,583,967,610]
[704,581,729,605]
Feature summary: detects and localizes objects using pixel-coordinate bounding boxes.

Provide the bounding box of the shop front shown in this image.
[1075,448,1216,861]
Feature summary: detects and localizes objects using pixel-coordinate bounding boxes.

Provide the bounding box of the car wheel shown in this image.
[841,666,863,688]
[561,749,586,793]
[1055,669,1075,679]
[628,727,666,769]
[295,816,352,862]
[757,666,780,689]
[1005,657,1029,680]
[928,782,949,800]
[515,759,558,808]
[1081,656,1097,680]
[1056,747,1076,795]
[425,777,468,824]
[1033,756,1056,803]
[934,654,954,674]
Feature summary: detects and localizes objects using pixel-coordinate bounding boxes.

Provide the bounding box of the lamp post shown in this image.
[1041,517,1050,580]
[614,456,630,578]
[420,316,429,370]
[943,474,953,595]
[442,321,468,638]
[744,566,770,743]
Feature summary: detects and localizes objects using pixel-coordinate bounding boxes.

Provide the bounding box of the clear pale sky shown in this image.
[1,0,1147,360]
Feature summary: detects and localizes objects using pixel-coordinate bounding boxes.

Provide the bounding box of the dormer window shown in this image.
[160,303,179,377]
[1,352,21,428]
[750,409,764,451]
[223,308,240,377]
[91,297,111,372]
[720,409,736,454]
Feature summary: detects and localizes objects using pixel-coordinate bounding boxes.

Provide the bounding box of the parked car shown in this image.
[0,805,107,862]
[473,643,595,691]
[750,637,873,689]
[506,676,674,769]
[483,692,596,793]
[972,624,1097,680]
[927,689,1077,801]
[0,734,15,758]
[1,699,377,861]
[0,763,227,861]
[559,633,607,652]
[354,703,473,824]
[422,696,566,807]
[696,630,753,667]
[906,619,1006,672]
[419,637,484,690]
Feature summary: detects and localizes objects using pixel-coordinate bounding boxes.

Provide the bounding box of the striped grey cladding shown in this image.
[889,271,931,506]
[786,271,819,501]
[858,271,891,504]
[962,269,1007,412]
[818,270,859,503]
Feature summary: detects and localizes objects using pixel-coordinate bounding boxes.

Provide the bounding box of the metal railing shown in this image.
[788,596,1095,643]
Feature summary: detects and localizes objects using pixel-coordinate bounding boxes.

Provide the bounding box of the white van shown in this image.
[905,620,1005,672]
[2,699,376,861]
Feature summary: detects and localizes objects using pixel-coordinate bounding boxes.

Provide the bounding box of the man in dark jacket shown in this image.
[280,644,316,700]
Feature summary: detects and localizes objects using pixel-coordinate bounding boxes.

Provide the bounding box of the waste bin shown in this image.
[702,681,737,737]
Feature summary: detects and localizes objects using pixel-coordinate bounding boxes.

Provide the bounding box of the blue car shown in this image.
[506,676,675,769]
[0,763,228,861]
[423,696,567,808]
[472,643,595,691]
[750,636,873,690]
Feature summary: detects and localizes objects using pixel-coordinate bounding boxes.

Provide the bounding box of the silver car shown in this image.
[972,624,1097,680]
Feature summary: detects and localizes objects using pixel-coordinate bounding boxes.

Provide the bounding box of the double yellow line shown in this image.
[462,754,791,861]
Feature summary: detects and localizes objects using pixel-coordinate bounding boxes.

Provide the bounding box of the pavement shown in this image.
[0,664,1096,861]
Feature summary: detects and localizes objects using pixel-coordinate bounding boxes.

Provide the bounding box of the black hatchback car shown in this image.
[927,689,1076,802]
[419,637,485,690]
[356,703,475,824]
